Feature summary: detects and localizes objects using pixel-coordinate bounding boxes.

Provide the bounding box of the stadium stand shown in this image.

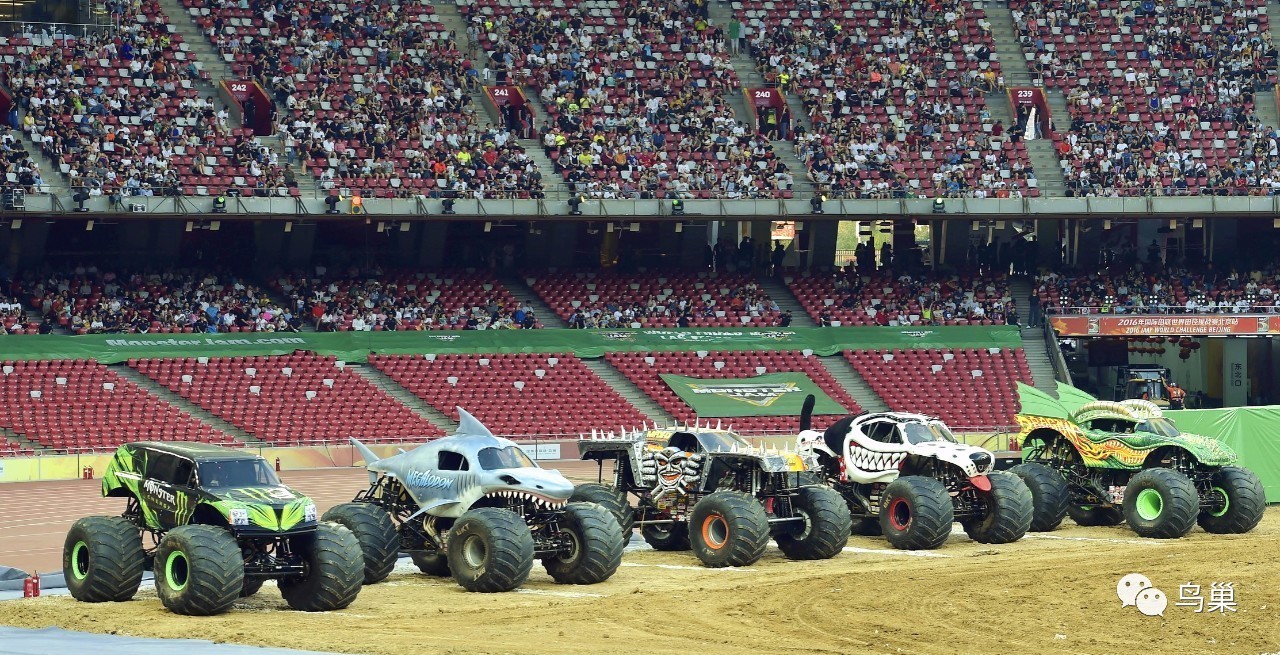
[786,270,1013,326]
[740,0,1037,198]
[2,2,289,198]
[182,0,543,198]
[130,352,444,445]
[1011,0,1278,196]
[16,268,297,334]
[0,292,40,335]
[270,268,540,330]
[845,347,1032,427]
[1035,265,1280,314]
[0,359,236,452]
[527,270,782,327]
[369,352,649,436]
[605,350,862,432]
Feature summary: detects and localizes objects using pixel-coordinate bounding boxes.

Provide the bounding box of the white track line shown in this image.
[842,546,952,558]
[1023,534,1163,545]
[620,562,757,572]
[514,588,606,598]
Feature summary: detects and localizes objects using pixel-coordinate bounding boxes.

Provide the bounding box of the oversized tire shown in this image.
[1198,466,1266,534]
[322,502,399,584]
[410,552,451,576]
[154,525,244,616]
[447,507,535,592]
[775,486,852,560]
[962,471,1033,544]
[879,476,954,550]
[1067,504,1124,526]
[851,516,883,536]
[542,502,625,584]
[641,522,691,551]
[279,522,364,611]
[1122,468,1199,539]
[689,491,770,568]
[1010,462,1070,532]
[63,516,145,603]
[570,483,634,544]
[239,577,264,597]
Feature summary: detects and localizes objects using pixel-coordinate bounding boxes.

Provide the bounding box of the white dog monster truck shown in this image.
[797,412,1034,550]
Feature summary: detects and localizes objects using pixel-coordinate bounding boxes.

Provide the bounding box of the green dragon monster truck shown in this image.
[1009,383,1266,539]
[63,442,363,615]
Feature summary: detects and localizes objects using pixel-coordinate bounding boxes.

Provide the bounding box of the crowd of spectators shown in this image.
[1013,0,1279,196]
[273,267,540,330]
[0,126,48,194]
[3,1,280,197]
[1036,263,1280,314]
[566,284,780,328]
[742,0,1033,198]
[15,266,298,334]
[788,268,1015,326]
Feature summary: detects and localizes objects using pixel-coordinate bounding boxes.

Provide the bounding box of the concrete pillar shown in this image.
[1222,337,1248,407]
[803,221,838,270]
[1035,218,1061,269]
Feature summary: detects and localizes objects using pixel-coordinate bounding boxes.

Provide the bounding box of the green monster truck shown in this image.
[64,442,363,615]
[1010,383,1266,539]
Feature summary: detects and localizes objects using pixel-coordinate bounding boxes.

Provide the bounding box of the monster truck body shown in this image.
[797,412,1033,549]
[576,420,851,568]
[67,442,362,615]
[1011,383,1265,539]
[331,408,624,592]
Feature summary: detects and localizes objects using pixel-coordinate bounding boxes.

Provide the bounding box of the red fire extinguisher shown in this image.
[274,457,281,472]
[31,572,40,597]
[22,577,32,598]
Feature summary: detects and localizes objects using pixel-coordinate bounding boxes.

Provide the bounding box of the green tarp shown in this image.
[660,373,847,418]
[1164,407,1280,503]
[0,326,1022,364]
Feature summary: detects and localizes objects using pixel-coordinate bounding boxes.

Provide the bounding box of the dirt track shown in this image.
[2,472,1278,655]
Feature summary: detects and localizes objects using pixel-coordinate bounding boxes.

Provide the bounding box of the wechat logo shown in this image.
[1117,573,1167,617]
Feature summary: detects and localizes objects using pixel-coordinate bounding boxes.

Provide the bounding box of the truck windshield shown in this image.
[697,431,754,452]
[477,446,536,470]
[1136,418,1181,438]
[198,459,281,488]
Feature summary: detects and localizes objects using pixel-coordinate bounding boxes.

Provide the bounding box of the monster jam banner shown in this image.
[1051,315,1280,337]
[659,373,847,418]
[0,326,1021,364]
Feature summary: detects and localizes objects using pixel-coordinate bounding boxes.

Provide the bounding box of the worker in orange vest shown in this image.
[1168,381,1186,409]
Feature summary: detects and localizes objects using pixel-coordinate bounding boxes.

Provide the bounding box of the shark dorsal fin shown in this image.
[455,407,495,438]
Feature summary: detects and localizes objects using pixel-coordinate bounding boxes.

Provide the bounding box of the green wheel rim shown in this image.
[70,541,89,581]
[1209,487,1231,517]
[165,550,190,591]
[1135,488,1164,521]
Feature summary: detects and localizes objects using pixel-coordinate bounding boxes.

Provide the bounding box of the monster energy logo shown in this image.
[406,470,452,490]
[689,382,801,407]
[143,478,177,505]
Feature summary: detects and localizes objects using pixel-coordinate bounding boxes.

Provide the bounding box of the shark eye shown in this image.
[499,474,521,485]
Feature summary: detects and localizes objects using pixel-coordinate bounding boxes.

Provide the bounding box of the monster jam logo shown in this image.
[900,330,936,338]
[427,335,461,342]
[599,332,636,341]
[405,469,452,490]
[143,478,177,505]
[689,381,801,407]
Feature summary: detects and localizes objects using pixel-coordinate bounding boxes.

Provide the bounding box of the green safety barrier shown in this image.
[660,373,848,417]
[0,326,1022,364]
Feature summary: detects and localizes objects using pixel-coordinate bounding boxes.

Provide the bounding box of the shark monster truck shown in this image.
[1010,382,1266,539]
[326,409,624,592]
[573,411,851,568]
[795,411,1034,550]
[64,442,363,616]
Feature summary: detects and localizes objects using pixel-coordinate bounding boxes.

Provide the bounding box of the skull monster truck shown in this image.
[66,442,363,616]
[573,408,851,568]
[796,412,1034,550]
[327,408,624,592]
[1010,383,1266,539]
